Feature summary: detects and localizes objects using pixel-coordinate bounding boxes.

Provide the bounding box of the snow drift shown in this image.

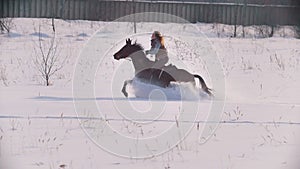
[126,78,211,101]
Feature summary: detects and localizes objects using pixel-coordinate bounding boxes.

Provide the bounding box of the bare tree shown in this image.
[50,0,56,33]
[296,25,300,39]
[33,26,66,86]
[0,18,14,33]
[132,0,137,33]
[254,25,275,38]
[242,0,247,38]
[294,1,300,38]
[233,5,238,37]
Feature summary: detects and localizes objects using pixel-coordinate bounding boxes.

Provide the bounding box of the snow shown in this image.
[0,18,300,169]
[128,78,210,100]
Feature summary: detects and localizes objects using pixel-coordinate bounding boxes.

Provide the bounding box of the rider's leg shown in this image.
[153,57,169,70]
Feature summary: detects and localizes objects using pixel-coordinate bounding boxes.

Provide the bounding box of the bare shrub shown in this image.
[295,25,300,39]
[254,25,274,38]
[270,53,285,71]
[0,18,14,33]
[0,64,8,86]
[33,26,67,86]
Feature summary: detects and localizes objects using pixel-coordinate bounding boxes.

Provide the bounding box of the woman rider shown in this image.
[145,31,169,70]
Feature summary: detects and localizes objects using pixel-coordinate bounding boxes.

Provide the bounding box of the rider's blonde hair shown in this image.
[152,31,165,48]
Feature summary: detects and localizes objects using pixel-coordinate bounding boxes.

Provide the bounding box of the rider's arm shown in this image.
[146,41,161,55]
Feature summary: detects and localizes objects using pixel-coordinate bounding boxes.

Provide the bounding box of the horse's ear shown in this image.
[126,38,132,45]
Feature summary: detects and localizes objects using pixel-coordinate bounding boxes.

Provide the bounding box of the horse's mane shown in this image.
[132,42,144,51]
[131,42,153,64]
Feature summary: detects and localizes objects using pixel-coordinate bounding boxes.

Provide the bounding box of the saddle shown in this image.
[162,64,178,73]
[153,64,177,79]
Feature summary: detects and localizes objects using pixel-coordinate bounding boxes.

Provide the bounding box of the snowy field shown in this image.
[0,18,300,169]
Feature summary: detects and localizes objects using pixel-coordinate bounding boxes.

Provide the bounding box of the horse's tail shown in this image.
[194,74,212,96]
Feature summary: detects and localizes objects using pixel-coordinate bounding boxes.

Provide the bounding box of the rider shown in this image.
[145,31,169,70]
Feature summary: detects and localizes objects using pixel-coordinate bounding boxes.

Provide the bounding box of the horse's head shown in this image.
[113,39,143,60]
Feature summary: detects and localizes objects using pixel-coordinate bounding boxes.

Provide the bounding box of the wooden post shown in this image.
[133,0,136,33]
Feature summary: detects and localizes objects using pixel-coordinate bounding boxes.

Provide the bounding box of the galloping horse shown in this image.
[113,39,212,97]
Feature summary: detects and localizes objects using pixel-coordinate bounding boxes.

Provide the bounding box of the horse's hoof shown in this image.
[205,88,213,97]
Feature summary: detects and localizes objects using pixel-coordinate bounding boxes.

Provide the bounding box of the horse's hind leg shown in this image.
[122,80,132,97]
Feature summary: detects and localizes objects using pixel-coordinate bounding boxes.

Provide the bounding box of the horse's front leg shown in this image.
[122,80,132,97]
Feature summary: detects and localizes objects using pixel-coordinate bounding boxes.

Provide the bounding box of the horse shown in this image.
[113,38,212,97]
